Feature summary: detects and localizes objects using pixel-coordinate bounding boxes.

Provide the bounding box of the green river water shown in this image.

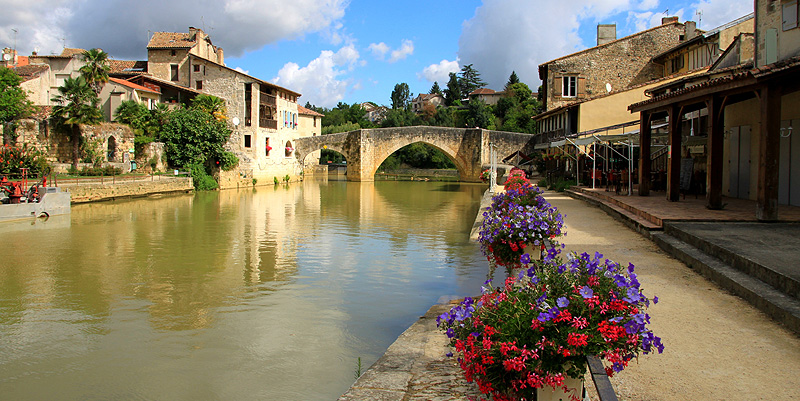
[0,179,489,400]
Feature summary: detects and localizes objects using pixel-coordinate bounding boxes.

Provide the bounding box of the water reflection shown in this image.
[0,180,488,400]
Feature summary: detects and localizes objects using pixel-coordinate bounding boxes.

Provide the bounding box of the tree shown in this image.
[191,94,226,120]
[79,48,110,95]
[459,64,486,96]
[504,71,520,92]
[390,83,411,110]
[115,100,150,131]
[466,98,493,129]
[0,67,33,144]
[444,72,462,106]
[430,81,442,95]
[50,76,103,170]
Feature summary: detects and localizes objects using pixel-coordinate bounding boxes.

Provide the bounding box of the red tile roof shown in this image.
[109,60,148,75]
[109,77,160,94]
[147,32,196,49]
[12,64,49,82]
[470,88,497,95]
[298,105,324,117]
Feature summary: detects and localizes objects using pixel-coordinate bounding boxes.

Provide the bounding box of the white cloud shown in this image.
[388,39,414,63]
[0,0,349,59]
[368,42,389,59]
[233,66,249,75]
[418,59,460,84]
[690,0,753,30]
[272,44,361,108]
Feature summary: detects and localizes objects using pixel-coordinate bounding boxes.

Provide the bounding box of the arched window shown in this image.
[107,136,117,162]
[285,140,293,157]
[265,137,272,156]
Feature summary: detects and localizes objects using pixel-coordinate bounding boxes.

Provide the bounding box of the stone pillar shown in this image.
[757,85,781,221]
[638,111,652,196]
[666,105,683,202]
[706,96,724,209]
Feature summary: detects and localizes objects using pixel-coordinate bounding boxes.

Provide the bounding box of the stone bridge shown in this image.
[294,126,536,182]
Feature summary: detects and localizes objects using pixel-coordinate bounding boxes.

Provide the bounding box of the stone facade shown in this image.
[66,176,194,203]
[11,119,134,165]
[755,0,800,66]
[539,21,685,112]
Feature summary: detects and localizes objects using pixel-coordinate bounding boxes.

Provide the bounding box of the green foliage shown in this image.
[50,76,104,169]
[0,144,50,177]
[191,94,226,120]
[80,136,106,166]
[115,100,149,131]
[283,174,290,182]
[444,72,462,106]
[459,63,487,95]
[317,102,371,129]
[390,83,411,110]
[504,71,520,91]
[65,165,123,176]
[378,142,455,170]
[187,163,218,191]
[252,178,257,186]
[432,107,455,127]
[430,81,442,95]
[273,176,279,185]
[319,149,345,163]
[496,83,542,134]
[380,108,422,128]
[218,150,239,171]
[465,98,494,129]
[160,108,234,169]
[322,122,360,135]
[0,67,33,127]
[79,48,110,94]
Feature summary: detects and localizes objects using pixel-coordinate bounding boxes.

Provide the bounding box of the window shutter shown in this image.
[577,76,587,98]
[554,77,562,98]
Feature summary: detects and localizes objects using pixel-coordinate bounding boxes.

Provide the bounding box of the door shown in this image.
[728,126,751,199]
[780,119,800,206]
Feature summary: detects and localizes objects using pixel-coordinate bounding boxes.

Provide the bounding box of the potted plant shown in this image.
[478,183,565,272]
[438,249,663,401]
[481,169,491,183]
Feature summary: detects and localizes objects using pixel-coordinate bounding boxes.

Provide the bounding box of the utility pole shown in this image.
[12,28,17,64]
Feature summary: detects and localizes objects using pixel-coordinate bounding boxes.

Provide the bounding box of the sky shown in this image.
[0,0,753,109]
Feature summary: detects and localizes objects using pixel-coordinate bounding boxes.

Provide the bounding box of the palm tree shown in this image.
[51,76,104,170]
[79,48,110,95]
[190,94,227,121]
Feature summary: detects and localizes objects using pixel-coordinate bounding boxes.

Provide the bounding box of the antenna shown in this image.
[663,9,669,15]
[11,28,17,62]
[60,36,66,49]
[696,10,703,27]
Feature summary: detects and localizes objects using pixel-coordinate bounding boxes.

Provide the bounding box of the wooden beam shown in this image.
[638,111,652,196]
[666,105,683,202]
[757,84,781,221]
[706,96,724,209]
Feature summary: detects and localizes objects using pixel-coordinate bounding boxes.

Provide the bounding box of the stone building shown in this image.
[21,48,87,107]
[467,88,504,106]
[411,93,445,114]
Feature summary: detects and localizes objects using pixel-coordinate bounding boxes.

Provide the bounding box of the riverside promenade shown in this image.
[339,187,800,401]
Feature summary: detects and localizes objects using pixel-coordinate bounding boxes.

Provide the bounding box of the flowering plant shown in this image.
[503,168,529,191]
[481,169,491,183]
[0,144,50,177]
[438,249,663,401]
[478,184,564,270]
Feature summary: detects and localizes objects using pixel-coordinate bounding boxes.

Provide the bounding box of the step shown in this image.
[565,189,661,234]
[663,224,800,300]
[652,232,800,335]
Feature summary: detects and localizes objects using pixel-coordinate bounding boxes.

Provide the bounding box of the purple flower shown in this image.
[520,253,531,265]
[557,297,570,308]
[579,286,594,299]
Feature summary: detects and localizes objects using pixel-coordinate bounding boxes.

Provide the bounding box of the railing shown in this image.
[53,172,192,186]
[260,93,277,107]
[535,128,567,144]
[260,117,278,129]
[586,355,620,401]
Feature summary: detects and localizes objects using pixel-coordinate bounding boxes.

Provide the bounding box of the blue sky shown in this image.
[1,0,753,108]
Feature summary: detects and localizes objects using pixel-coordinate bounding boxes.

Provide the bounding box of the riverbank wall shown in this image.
[64,176,194,204]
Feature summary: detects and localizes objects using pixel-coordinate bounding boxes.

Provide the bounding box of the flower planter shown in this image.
[536,376,587,401]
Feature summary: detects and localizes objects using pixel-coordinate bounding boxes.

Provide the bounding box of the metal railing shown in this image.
[53,172,191,186]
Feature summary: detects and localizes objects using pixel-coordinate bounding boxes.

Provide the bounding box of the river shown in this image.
[0,178,488,400]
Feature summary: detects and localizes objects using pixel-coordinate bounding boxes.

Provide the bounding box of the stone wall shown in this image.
[542,22,685,111]
[66,176,194,203]
[10,119,135,165]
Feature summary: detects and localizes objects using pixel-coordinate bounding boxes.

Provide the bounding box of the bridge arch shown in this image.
[367,138,470,181]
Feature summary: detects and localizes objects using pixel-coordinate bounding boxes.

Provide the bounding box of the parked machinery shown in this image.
[0,176,46,204]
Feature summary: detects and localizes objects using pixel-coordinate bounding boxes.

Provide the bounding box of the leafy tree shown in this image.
[496,82,542,133]
[161,108,234,169]
[444,72,462,106]
[390,83,411,110]
[50,76,103,169]
[430,81,442,95]
[191,94,226,121]
[79,48,110,95]
[459,64,486,96]
[466,98,494,129]
[505,71,520,92]
[0,67,33,144]
[381,108,421,128]
[319,102,371,130]
[432,106,455,127]
[115,100,150,132]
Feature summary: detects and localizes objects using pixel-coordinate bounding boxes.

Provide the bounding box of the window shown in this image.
[313,116,317,128]
[196,80,203,90]
[561,76,577,98]
[670,55,685,73]
[171,50,176,57]
[170,64,179,82]
[244,83,252,126]
[784,1,798,31]
[285,141,293,157]
[193,65,201,72]
[244,135,251,148]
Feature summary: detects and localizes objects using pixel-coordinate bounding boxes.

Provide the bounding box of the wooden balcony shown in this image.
[260,93,277,107]
[260,117,277,129]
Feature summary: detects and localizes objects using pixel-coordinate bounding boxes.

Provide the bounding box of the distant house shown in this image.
[468,88,504,106]
[20,48,87,107]
[411,93,444,114]
[99,77,161,120]
[360,102,388,123]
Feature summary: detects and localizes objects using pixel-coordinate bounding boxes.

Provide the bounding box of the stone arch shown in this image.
[107,136,117,162]
[300,144,349,166]
[368,138,470,181]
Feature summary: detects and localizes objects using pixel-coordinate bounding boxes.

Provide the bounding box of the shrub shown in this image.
[0,144,50,178]
[187,163,218,191]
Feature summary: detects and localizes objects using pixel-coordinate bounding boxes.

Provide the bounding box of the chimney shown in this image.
[597,24,617,46]
[662,16,679,25]
[684,21,697,40]
[217,47,224,65]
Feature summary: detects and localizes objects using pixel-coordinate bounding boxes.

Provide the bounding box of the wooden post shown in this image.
[638,111,652,196]
[757,85,781,221]
[666,105,682,202]
[706,96,724,209]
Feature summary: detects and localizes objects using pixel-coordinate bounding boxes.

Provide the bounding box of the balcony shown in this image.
[260,117,277,130]
[260,93,277,107]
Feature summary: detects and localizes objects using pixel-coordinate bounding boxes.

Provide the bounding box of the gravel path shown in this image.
[545,191,800,400]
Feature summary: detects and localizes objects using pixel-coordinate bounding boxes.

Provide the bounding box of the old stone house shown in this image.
[468,88,505,106]
[99,78,161,121]
[411,93,445,114]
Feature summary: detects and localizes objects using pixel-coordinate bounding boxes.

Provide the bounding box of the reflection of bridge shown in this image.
[294,126,535,182]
